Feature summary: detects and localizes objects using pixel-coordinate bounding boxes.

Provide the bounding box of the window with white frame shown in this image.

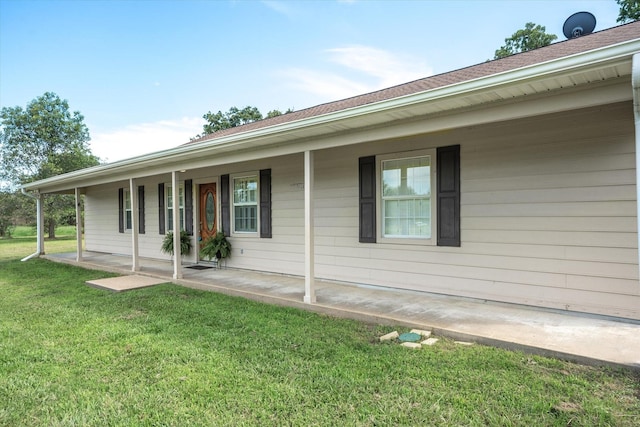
[380,152,435,240]
[233,175,258,233]
[124,189,132,230]
[166,184,185,232]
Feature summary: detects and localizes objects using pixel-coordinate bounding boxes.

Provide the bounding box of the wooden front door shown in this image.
[199,183,217,251]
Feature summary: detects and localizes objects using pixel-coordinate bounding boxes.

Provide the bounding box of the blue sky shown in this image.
[0,0,622,162]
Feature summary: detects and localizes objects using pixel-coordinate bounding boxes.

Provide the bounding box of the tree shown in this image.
[616,0,640,23]
[202,106,264,135]
[0,92,100,238]
[266,108,293,118]
[194,106,294,139]
[494,22,558,59]
[0,189,33,238]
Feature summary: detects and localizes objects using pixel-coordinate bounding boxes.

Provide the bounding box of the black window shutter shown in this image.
[118,188,124,233]
[184,179,193,235]
[260,169,272,238]
[437,145,461,247]
[359,156,376,243]
[138,185,145,234]
[158,183,165,235]
[220,174,230,236]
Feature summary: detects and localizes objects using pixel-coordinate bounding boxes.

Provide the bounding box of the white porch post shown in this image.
[304,150,316,303]
[37,193,44,255]
[130,178,140,272]
[633,53,640,278]
[74,188,83,262]
[172,170,182,279]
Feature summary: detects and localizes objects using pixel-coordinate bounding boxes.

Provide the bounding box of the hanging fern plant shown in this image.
[160,230,192,256]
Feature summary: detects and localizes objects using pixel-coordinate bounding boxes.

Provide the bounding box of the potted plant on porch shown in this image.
[199,232,232,263]
[160,230,192,258]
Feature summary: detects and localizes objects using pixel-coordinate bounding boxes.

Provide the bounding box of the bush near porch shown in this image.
[0,243,638,425]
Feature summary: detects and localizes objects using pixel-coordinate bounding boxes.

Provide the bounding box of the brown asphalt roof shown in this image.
[187,20,640,145]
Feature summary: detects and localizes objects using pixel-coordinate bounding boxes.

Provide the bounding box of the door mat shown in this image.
[186,265,214,270]
[86,275,167,292]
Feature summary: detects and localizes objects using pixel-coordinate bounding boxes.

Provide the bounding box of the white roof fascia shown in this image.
[22,38,640,192]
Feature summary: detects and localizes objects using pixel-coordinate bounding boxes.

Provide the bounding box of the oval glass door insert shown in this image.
[205,191,215,231]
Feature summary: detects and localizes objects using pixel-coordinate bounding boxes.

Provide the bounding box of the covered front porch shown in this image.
[23,149,322,304]
[44,250,640,370]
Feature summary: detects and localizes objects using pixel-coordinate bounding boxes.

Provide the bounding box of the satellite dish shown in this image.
[563,11,596,39]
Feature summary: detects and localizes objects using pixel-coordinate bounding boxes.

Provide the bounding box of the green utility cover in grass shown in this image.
[398,332,421,342]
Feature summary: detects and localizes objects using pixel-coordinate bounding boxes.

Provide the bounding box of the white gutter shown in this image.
[20,38,640,194]
[632,53,640,278]
[20,188,43,261]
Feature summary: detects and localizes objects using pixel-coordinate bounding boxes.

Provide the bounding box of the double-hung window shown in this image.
[166,184,185,232]
[233,175,258,233]
[360,146,459,246]
[379,150,435,242]
[119,186,145,234]
[124,190,132,230]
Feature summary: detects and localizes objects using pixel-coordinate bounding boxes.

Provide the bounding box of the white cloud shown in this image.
[326,46,432,88]
[281,45,433,102]
[281,68,371,100]
[90,117,205,163]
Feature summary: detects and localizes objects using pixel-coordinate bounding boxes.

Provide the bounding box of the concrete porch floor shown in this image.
[45,251,640,370]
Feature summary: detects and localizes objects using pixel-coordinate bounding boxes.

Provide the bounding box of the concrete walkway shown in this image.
[45,252,640,370]
[86,275,167,292]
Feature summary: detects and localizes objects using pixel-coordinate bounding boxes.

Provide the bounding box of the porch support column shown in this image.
[172,171,182,279]
[633,53,640,279]
[304,150,316,304]
[130,178,140,272]
[36,193,44,255]
[74,187,83,262]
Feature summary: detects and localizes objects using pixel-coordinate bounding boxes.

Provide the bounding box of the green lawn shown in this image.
[0,241,639,426]
[9,225,77,239]
[0,225,77,262]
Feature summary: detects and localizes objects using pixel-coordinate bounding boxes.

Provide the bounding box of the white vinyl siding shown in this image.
[219,160,303,273]
[85,180,169,260]
[311,102,639,319]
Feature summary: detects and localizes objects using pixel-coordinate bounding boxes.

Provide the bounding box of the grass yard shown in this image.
[9,225,77,239]
[0,241,639,425]
[0,226,78,262]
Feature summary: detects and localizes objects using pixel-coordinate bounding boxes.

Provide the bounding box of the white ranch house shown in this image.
[22,22,640,320]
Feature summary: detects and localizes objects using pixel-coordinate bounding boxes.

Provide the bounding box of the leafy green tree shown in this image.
[494,22,558,59]
[202,106,264,135]
[266,108,294,118]
[0,189,33,238]
[0,92,100,238]
[616,0,640,23]
[195,106,294,139]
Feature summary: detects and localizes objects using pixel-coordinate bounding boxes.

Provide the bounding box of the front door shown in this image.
[199,183,217,253]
